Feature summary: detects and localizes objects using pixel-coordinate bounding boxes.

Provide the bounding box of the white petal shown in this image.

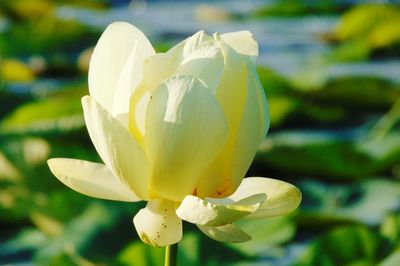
[47,158,140,202]
[112,30,155,122]
[229,177,302,219]
[176,193,266,226]
[221,31,258,59]
[194,42,249,198]
[197,223,251,243]
[82,95,149,200]
[226,62,269,190]
[129,31,224,138]
[89,22,154,113]
[178,31,224,90]
[128,46,183,139]
[144,75,227,201]
[133,199,182,247]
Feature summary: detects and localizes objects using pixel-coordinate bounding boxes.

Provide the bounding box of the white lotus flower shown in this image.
[48,22,301,247]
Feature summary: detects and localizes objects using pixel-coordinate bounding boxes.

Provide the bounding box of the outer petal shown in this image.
[197,223,251,243]
[225,63,269,191]
[192,41,248,200]
[144,75,227,201]
[221,31,259,58]
[229,177,302,219]
[82,96,149,200]
[133,199,182,247]
[176,193,266,226]
[112,30,155,122]
[194,42,257,198]
[47,158,140,202]
[89,22,155,114]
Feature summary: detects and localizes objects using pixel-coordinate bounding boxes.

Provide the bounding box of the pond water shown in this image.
[56,0,400,83]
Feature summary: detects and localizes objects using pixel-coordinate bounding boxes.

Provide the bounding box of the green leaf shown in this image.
[379,250,400,266]
[296,226,390,266]
[228,216,296,257]
[118,241,164,266]
[256,130,400,179]
[298,179,400,225]
[0,96,84,135]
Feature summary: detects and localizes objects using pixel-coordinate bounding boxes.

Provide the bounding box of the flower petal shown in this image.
[176,193,266,227]
[82,95,149,200]
[47,158,140,202]
[228,177,302,219]
[128,45,184,139]
[112,29,155,122]
[197,223,251,243]
[194,42,250,198]
[178,31,224,91]
[133,199,182,247]
[221,31,259,58]
[225,62,269,190]
[89,22,154,114]
[144,75,227,201]
[129,31,224,138]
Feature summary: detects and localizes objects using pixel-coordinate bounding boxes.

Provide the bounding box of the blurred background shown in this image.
[1,0,400,265]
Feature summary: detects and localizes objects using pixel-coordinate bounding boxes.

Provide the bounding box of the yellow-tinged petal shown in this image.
[225,62,269,191]
[194,42,253,198]
[197,223,251,243]
[229,177,301,219]
[133,199,182,247]
[112,29,155,123]
[89,21,154,114]
[221,31,259,58]
[176,193,266,227]
[128,49,181,139]
[144,75,227,201]
[129,31,224,138]
[82,96,149,200]
[47,158,140,202]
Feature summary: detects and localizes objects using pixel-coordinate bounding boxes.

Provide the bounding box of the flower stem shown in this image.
[164,243,178,266]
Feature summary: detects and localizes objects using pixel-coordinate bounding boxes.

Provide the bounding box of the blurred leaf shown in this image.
[0,94,84,135]
[0,0,54,20]
[178,232,201,266]
[296,226,390,266]
[298,179,400,225]
[297,76,400,110]
[34,203,115,264]
[333,4,400,58]
[0,151,21,181]
[257,66,293,96]
[329,40,370,62]
[0,59,35,82]
[0,89,31,120]
[118,241,164,266]
[338,180,400,225]
[228,216,296,257]
[252,0,349,17]
[257,129,400,179]
[268,96,299,127]
[0,14,100,56]
[0,136,50,174]
[30,211,64,237]
[0,228,47,257]
[379,250,400,266]
[380,213,400,245]
[335,4,400,43]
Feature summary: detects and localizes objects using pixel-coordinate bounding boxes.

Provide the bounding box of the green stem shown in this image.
[164,243,178,266]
